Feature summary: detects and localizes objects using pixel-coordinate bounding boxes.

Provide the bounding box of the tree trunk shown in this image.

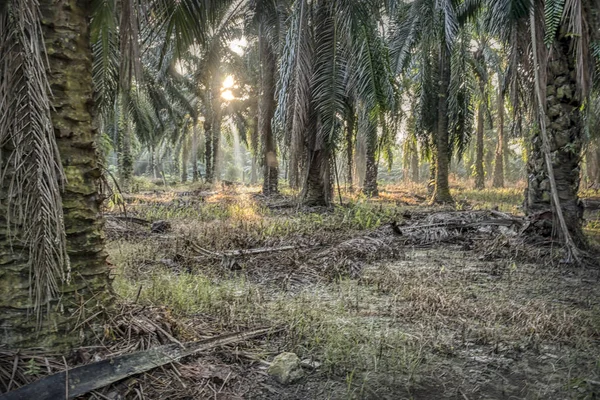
[431,43,453,203]
[586,139,600,189]
[363,123,378,197]
[303,109,331,206]
[212,114,221,181]
[474,101,485,190]
[211,72,222,182]
[192,121,199,182]
[524,32,585,246]
[303,149,331,206]
[181,136,189,183]
[120,119,133,190]
[260,30,278,196]
[149,146,157,179]
[0,0,112,350]
[410,141,419,183]
[492,87,505,188]
[288,144,300,190]
[204,119,213,183]
[346,109,355,190]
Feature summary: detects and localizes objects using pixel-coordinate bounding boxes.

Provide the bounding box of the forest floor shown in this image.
[95,181,600,399]
[4,182,599,400]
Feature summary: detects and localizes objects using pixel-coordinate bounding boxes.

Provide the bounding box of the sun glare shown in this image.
[223,75,235,89]
[221,90,235,101]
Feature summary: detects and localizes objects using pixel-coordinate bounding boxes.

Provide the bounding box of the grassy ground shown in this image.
[105,181,600,399]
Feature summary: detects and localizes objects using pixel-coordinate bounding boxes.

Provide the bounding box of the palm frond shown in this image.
[0,0,69,320]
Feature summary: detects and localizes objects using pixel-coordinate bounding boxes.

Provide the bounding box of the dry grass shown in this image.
[98,184,600,399]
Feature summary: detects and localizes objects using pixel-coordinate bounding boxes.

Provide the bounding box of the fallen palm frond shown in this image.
[0,0,69,320]
[0,326,276,400]
[396,210,524,244]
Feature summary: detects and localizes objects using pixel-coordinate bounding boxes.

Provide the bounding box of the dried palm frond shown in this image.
[0,0,69,321]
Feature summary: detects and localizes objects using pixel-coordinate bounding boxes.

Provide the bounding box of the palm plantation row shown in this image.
[0,0,598,350]
[94,0,599,232]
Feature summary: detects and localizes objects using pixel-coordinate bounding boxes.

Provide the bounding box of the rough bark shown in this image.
[363,128,378,197]
[192,122,199,182]
[431,43,453,203]
[474,101,485,190]
[524,32,585,246]
[119,120,133,190]
[586,139,600,188]
[211,73,223,182]
[181,136,189,183]
[204,119,213,183]
[492,88,505,188]
[346,110,355,190]
[410,143,419,183]
[0,0,112,350]
[303,149,331,206]
[260,32,278,196]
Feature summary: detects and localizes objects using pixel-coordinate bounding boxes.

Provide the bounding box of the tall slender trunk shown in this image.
[260,29,278,196]
[211,71,222,182]
[120,119,133,190]
[474,101,485,190]
[204,119,213,183]
[346,109,355,190]
[428,152,436,195]
[212,114,221,181]
[492,87,505,188]
[363,118,378,197]
[149,146,157,179]
[1,0,111,349]
[431,43,453,203]
[410,141,419,183]
[181,136,189,183]
[525,30,585,246]
[192,121,199,182]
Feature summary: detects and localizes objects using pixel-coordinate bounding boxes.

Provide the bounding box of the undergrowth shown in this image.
[106,184,600,398]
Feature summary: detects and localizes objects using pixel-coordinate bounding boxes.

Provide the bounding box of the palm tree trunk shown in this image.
[260,32,279,196]
[192,121,199,182]
[525,30,585,246]
[303,112,331,205]
[431,43,453,203]
[0,0,111,350]
[212,114,221,181]
[346,109,355,190]
[304,149,331,206]
[492,88,505,188]
[181,136,189,183]
[586,139,600,188]
[363,129,378,197]
[204,119,213,183]
[474,101,485,190]
[410,141,419,183]
[120,119,133,190]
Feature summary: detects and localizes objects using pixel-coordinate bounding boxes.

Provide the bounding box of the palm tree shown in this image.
[275,0,396,205]
[389,0,475,204]
[0,0,112,349]
[487,0,599,247]
[247,0,287,195]
[0,0,223,349]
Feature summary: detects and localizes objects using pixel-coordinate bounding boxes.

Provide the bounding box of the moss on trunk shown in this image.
[0,0,112,350]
